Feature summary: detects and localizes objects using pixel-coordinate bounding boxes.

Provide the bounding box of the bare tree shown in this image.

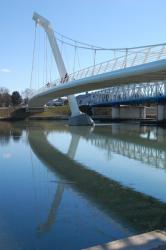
[0,87,11,107]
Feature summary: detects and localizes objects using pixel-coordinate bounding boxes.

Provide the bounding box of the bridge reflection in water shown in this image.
[86,126,166,169]
[27,122,166,237]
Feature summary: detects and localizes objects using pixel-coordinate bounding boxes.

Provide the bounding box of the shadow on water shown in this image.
[27,121,166,235]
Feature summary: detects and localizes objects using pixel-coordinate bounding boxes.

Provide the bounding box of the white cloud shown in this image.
[0,68,11,73]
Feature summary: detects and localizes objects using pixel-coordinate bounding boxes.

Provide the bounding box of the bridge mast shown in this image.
[32,12,94,126]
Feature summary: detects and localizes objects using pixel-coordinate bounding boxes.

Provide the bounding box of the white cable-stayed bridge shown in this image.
[28,12,166,125]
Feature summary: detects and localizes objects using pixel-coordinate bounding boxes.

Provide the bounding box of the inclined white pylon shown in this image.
[32,12,94,125]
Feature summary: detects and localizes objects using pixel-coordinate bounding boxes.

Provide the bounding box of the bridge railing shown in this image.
[29,43,166,98]
[66,44,166,82]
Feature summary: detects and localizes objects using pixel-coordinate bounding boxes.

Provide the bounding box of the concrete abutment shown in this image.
[112,105,146,120]
[157,104,166,121]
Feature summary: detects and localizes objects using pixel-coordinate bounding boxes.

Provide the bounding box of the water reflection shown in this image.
[28,122,166,234]
[0,122,23,145]
[1,121,166,249]
[90,125,166,169]
[37,183,64,235]
[32,122,166,169]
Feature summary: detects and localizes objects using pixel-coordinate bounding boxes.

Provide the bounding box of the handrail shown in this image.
[29,43,166,99]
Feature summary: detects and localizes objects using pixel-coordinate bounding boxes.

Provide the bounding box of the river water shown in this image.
[0,121,166,250]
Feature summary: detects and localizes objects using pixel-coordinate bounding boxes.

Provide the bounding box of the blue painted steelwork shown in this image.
[89,81,166,107]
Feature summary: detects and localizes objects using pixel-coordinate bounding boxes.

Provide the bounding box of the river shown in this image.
[0,121,166,250]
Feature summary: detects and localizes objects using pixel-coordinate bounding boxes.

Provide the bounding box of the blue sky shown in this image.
[1,0,166,93]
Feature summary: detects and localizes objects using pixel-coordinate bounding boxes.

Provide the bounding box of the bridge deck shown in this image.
[29,59,166,107]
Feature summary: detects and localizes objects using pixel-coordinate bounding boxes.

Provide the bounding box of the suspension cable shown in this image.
[55,30,102,49]
[73,43,77,73]
[93,49,97,66]
[43,32,46,85]
[76,47,81,70]
[45,34,48,83]
[54,29,166,52]
[30,23,37,89]
[60,35,64,54]
[37,28,40,89]
[49,52,53,82]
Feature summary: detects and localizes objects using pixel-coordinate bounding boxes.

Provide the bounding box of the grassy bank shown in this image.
[0,107,27,120]
[0,107,13,118]
[29,105,70,118]
[0,105,70,121]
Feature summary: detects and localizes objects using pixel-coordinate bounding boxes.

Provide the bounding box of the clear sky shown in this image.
[1,0,166,93]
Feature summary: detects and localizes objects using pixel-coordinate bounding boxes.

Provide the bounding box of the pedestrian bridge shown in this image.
[29,59,166,108]
[28,12,166,125]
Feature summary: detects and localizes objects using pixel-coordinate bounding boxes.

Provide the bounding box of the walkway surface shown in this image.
[82,231,166,250]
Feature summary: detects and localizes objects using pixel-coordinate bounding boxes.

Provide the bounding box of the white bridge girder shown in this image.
[29,59,166,107]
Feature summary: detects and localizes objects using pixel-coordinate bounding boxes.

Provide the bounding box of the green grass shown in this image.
[30,105,70,117]
[0,106,71,120]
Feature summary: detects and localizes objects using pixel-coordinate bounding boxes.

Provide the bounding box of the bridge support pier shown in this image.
[112,106,120,119]
[112,106,146,120]
[69,113,94,126]
[68,95,94,126]
[157,104,166,121]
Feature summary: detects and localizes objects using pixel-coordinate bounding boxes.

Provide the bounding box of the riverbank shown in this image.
[0,106,70,121]
[0,106,166,126]
[0,107,28,121]
[28,105,70,120]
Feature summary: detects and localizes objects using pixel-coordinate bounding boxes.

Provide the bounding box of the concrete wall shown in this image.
[91,107,112,116]
[92,105,146,120]
[112,107,120,119]
[112,106,146,119]
[157,105,166,121]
